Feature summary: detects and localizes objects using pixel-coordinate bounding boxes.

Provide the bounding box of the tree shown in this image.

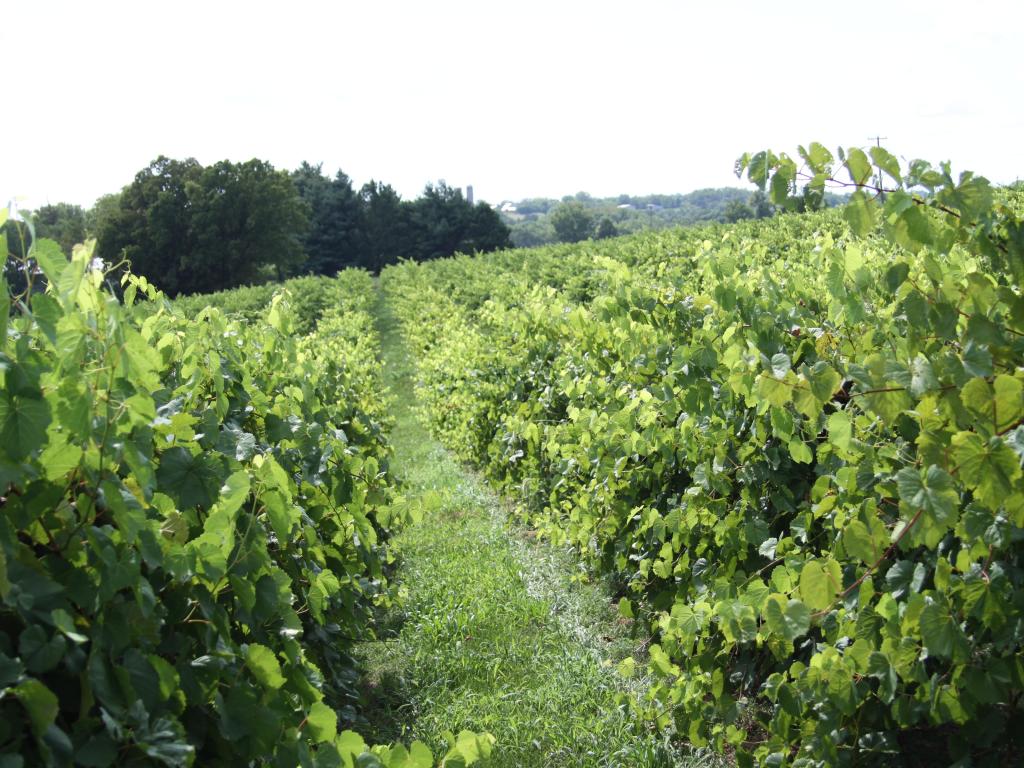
[550,201,595,243]
[96,156,308,296]
[86,192,122,240]
[360,181,414,271]
[291,163,365,275]
[750,190,775,219]
[595,217,618,239]
[33,203,86,256]
[184,159,308,291]
[723,198,755,223]
[509,217,555,248]
[460,203,512,254]
[408,182,469,261]
[406,182,510,263]
[97,156,202,296]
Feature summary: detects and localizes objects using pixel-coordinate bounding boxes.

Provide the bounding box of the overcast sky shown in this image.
[4,0,1022,209]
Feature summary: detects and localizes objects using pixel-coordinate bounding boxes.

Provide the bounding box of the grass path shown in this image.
[354,288,686,767]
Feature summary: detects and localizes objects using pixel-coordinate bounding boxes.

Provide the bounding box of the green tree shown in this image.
[550,201,595,243]
[508,216,556,248]
[97,156,202,296]
[32,203,86,256]
[406,182,510,263]
[408,182,469,261]
[184,159,308,291]
[360,181,414,271]
[291,162,366,275]
[750,190,775,219]
[461,202,512,254]
[97,156,308,296]
[595,216,618,239]
[86,192,122,240]
[723,198,755,223]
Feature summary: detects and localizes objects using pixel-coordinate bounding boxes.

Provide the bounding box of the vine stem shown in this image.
[787,166,1014,257]
[997,416,1024,436]
[981,545,994,583]
[793,171,963,219]
[812,506,925,619]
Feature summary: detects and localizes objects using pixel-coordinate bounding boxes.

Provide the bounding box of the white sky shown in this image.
[4,0,1022,209]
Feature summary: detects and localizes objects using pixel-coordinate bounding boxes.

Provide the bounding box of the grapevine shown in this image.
[383,148,1024,766]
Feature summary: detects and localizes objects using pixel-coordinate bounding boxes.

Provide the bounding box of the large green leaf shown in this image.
[800,142,834,173]
[799,559,842,611]
[38,438,83,481]
[770,353,791,379]
[895,465,959,525]
[217,470,251,516]
[920,599,967,660]
[156,447,223,509]
[788,439,813,464]
[763,595,811,642]
[31,238,67,284]
[0,391,51,461]
[961,375,1024,434]
[867,652,898,704]
[306,701,337,743]
[885,559,925,599]
[756,374,792,408]
[844,191,876,237]
[407,741,434,768]
[869,146,902,185]
[14,679,59,736]
[827,411,852,452]
[845,148,874,185]
[245,643,285,690]
[952,432,1021,510]
[843,517,889,565]
[19,625,66,674]
[806,362,841,403]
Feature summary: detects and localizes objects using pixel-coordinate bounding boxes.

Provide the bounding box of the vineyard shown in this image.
[381,147,1024,766]
[3,144,1024,766]
[0,228,492,766]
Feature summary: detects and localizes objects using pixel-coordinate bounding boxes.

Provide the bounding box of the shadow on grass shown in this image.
[354,654,416,744]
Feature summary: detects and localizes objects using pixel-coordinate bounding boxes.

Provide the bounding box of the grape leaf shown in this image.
[14,679,59,735]
[245,644,285,690]
[799,559,841,611]
[843,517,889,565]
[0,391,51,461]
[305,701,337,743]
[763,595,811,642]
[952,432,1021,510]
[920,599,966,660]
[896,465,959,525]
[827,411,852,452]
[844,148,873,186]
[156,447,223,509]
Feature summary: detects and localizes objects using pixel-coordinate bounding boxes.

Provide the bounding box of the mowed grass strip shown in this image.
[354,290,701,767]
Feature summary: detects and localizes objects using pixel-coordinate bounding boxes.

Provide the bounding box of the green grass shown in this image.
[354,289,712,767]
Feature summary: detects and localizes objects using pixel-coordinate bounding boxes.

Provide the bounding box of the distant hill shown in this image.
[499,187,847,247]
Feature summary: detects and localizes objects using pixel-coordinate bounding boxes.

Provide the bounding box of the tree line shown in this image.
[5,157,511,297]
[503,188,849,247]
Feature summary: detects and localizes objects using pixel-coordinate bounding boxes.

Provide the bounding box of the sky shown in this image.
[4,0,1023,210]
